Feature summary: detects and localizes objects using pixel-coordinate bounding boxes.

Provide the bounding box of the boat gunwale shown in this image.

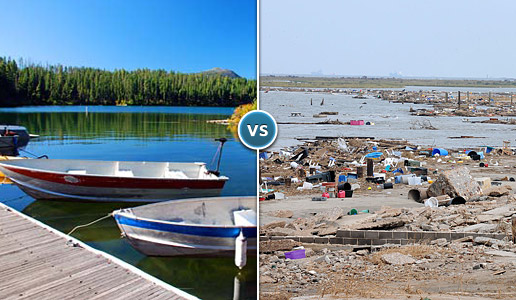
[0,160,229,181]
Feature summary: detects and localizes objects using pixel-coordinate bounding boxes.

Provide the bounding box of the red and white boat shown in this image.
[0,159,229,202]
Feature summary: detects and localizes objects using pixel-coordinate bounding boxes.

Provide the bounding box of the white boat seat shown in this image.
[164,170,189,179]
[67,169,87,175]
[233,210,256,226]
[116,169,134,177]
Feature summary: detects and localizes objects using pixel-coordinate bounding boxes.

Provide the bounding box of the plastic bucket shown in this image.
[345,190,353,198]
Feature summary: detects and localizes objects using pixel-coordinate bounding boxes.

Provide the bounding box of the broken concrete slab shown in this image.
[485,250,516,258]
[482,204,515,216]
[473,236,505,247]
[482,185,512,197]
[476,214,504,223]
[314,225,338,236]
[260,239,300,252]
[262,221,287,231]
[268,227,297,236]
[352,216,409,230]
[458,223,498,233]
[315,207,345,222]
[427,166,482,200]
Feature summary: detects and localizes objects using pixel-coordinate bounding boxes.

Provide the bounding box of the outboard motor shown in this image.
[208,138,227,176]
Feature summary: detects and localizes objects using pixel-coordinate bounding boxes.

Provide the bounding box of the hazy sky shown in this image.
[0,0,257,78]
[260,0,516,78]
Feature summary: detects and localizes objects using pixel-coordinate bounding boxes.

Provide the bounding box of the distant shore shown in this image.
[260,75,516,89]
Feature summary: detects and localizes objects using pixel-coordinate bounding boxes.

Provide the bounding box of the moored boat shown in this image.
[112,196,257,258]
[0,125,32,156]
[0,159,228,202]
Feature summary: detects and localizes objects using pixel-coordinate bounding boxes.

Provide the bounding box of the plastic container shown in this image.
[328,187,336,198]
[401,174,416,184]
[274,192,285,200]
[302,182,313,190]
[424,197,439,208]
[432,148,448,156]
[338,182,352,191]
[285,249,306,260]
[338,190,346,198]
[345,190,353,198]
[407,176,422,185]
[338,175,348,183]
[322,192,330,198]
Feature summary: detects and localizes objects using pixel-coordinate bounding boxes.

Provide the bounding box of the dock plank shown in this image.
[0,205,196,300]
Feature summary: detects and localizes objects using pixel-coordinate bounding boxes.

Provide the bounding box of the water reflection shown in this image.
[0,106,257,299]
[2,111,231,140]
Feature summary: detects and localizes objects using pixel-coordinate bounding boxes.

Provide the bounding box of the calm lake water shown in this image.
[261,91,516,151]
[0,106,257,300]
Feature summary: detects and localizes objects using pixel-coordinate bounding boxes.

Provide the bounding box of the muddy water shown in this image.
[261,91,516,150]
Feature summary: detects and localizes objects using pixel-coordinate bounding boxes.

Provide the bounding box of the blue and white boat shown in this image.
[112,196,257,257]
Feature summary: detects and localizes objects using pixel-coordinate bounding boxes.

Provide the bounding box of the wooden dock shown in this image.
[0,203,198,300]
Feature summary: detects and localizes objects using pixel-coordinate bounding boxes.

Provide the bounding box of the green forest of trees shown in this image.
[0,57,256,107]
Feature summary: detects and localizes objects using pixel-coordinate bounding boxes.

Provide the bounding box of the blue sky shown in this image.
[0,0,257,78]
[261,0,516,78]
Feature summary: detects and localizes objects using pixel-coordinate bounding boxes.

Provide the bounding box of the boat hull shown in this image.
[113,197,257,256]
[122,228,257,257]
[0,160,227,202]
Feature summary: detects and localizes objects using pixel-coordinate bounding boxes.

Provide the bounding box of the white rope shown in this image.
[67,214,112,236]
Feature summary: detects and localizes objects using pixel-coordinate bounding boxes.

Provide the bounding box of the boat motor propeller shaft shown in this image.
[208,138,227,176]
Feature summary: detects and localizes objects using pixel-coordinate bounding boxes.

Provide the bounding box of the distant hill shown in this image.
[201,67,241,78]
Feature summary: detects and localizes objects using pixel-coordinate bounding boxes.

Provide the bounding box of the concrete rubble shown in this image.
[260,137,516,299]
[427,166,481,200]
[260,240,516,299]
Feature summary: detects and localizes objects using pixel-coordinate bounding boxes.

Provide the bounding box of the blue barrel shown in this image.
[432,148,448,156]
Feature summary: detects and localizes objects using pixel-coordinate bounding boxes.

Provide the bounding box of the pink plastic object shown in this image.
[338,190,346,198]
[322,192,330,198]
[285,249,306,259]
[350,120,365,125]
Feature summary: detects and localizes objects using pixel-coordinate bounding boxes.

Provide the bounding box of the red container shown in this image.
[338,190,346,198]
[322,192,330,198]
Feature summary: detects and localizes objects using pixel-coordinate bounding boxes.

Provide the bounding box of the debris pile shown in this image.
[260,137,513,202]
[260,240,516,298]
[260,137,516,299]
